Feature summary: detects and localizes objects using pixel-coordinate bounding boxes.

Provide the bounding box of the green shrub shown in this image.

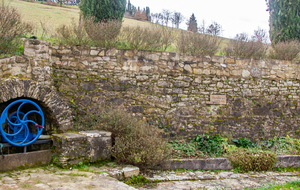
[79,0,126,22]
[74,107,171,170]
[268,40,300,61]
[232,137,257,148]
[259,136,300,155]
[225,148,277,172]
[0,0,32,54]
[192,134,228,157]
[169,140,204,158]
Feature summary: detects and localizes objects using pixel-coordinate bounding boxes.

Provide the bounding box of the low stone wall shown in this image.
[52,130,112,167]
[0,150,52,172]
[155,155,300,171]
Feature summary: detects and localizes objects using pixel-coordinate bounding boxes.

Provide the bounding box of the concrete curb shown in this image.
[153,155,300,170]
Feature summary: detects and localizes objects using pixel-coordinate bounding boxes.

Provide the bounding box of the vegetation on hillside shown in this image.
[2,0,300,61]
[0,0,32,56]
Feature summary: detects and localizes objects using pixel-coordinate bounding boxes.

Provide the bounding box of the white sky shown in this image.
[129,0,270,40]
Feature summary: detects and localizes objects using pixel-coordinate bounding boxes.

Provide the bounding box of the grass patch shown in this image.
[247,180,300,190]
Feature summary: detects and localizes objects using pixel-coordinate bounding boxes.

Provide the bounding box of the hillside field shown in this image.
[7,0,229,51]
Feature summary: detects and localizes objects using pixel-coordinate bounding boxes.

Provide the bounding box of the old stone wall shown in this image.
[2,39,300,140]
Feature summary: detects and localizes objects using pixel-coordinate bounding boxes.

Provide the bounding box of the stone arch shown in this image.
[0,78,73,132]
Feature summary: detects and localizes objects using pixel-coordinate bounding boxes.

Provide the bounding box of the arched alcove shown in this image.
[0,78,73,133]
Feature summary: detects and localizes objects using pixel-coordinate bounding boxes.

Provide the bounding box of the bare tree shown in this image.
[198,19,206,34]
[252,27,268,43]
[171,11,184,28]
[206,21,223,36]
[162,9,172,26]
[157,13,164,25]
[151,13,159,23]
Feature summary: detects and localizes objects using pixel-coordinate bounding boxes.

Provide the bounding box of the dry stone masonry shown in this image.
[1,39,300,140]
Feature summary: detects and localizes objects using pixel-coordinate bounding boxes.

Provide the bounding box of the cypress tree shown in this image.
[79,0,126,22]
[266,0,300,43]
[187,13,197,32]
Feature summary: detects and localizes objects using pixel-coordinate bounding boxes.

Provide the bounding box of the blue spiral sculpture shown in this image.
[0,99,44,147]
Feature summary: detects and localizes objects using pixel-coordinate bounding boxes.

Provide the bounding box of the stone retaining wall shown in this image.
[1,39,300,140]
[156,155,300,170]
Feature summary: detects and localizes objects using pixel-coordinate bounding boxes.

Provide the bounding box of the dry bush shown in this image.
[118,26,164,51]
[0,0,32,54]
[55,19,89,46]
[268,40,300,61]
[153,24,175,51]
[133,10,147,21]
[225,148,277,172]
[45,0,56,6]
[84,17,122,48]
[74,107,171,170]
[176,31,221,55]
[225,33,267,59]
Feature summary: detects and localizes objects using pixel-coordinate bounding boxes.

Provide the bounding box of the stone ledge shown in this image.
[0,150,52,172]
[154,155,300,170]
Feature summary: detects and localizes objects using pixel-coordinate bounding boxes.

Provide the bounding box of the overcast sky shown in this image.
[129,0,270,40]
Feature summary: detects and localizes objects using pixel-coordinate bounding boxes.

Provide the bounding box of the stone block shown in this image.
[122,167,140,178]
[52,133,89,167]
[79,130,112,161]
[52,131,112,167]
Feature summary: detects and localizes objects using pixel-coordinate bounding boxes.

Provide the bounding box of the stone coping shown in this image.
[154,155,300,170]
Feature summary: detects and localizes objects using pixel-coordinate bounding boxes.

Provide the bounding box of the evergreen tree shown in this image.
[79,0,126,22]
[187,13,197,32]
[146,7,151,21]
[265,0,300,43]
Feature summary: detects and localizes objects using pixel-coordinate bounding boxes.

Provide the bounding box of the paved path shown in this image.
[142,170,300,189]
[0,164,300,190]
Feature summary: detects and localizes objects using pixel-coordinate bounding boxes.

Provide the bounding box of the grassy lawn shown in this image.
[248,181,300,190]
[8,0,156,35]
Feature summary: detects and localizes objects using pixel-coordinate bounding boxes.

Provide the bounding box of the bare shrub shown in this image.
[0,0,32,54]
[176,31,221,55]
[268,40,300,61]
[225,33,267,59]
[74,107,171,170]
[55,19,89,46]
[133,10,147,21]
[45,0,56,6]
[118,26,163,51]
[84,17,122,48]
[153,24,175,51]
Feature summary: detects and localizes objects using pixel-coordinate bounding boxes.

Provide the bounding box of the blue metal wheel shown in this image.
[0,99,44,147]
